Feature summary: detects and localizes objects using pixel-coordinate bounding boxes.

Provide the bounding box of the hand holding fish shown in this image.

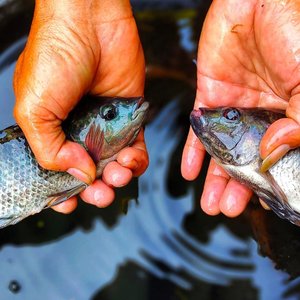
[182,0,300,217]
[13,0,148,214]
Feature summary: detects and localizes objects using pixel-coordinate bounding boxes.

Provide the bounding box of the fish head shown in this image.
[66,96,149,162]
[190,107,283,166]
[93,97,149,158]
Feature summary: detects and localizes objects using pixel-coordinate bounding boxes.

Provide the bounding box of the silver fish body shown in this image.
[0,96,149,228]
[0,126,82,227]
[190,107,300,225]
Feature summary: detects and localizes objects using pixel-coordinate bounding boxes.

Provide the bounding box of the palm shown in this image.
[196,0,300,111]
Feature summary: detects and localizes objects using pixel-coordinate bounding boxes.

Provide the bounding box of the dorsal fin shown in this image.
[85,123,104,163]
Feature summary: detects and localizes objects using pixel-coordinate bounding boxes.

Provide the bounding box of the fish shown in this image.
[190,107,300,226]
[0,96,149,228]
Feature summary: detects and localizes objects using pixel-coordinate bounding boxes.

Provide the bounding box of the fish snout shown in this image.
[190,108,206,137]
[191,108,203,118]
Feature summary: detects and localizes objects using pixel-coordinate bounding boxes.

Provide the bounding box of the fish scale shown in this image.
[269,149,300,212]
[0,127,81,225]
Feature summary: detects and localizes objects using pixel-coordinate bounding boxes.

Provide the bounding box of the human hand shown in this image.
[181,0,300,217]
[13,0,148,213]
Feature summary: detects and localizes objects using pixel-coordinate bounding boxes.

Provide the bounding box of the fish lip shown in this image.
[132,98,149,120]
[190,108,206,132]
[190,108,205,122]
[191,108,203,117]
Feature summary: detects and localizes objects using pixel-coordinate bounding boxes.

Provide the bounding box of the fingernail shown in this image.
[259,198,271,210]
[120,159,139,170]
[67,168,93,185]
[260,144,290,172]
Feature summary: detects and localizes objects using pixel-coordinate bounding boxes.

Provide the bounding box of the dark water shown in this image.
[1,1,300,299]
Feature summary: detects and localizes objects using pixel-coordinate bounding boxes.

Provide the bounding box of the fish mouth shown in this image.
[132,97,149,120]
[190,108,207,135]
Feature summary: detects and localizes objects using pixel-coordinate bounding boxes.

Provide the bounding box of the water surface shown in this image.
[1,1,300,299]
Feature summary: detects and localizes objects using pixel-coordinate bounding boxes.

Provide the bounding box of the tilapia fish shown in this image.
[0,96,149,228]
[190,107,300,226]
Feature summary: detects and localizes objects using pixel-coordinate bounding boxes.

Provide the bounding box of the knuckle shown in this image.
[36,156,58,171]
[38,159,53,170]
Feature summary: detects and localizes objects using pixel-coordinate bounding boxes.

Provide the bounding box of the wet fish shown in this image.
[190,107,300,226]
[0,96,149,228]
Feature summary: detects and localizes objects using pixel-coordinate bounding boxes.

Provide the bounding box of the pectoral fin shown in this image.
[45,183,87,209]
[85,123,104,163]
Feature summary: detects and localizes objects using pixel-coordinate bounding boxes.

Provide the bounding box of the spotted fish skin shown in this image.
[0,96,149,228]
[190,107,300,226]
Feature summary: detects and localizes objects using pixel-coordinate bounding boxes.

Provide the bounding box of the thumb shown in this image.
[260,95,300,171]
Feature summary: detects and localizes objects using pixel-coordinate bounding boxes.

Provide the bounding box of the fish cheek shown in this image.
[206,125,239,164]
[103,115,128,143]
[204,133,235,165]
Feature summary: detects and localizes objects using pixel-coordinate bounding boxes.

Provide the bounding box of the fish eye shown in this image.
[101,105,117,121]
[222,108,240,122]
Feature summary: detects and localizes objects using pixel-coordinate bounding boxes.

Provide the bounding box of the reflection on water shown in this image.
[1,1,300,300]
